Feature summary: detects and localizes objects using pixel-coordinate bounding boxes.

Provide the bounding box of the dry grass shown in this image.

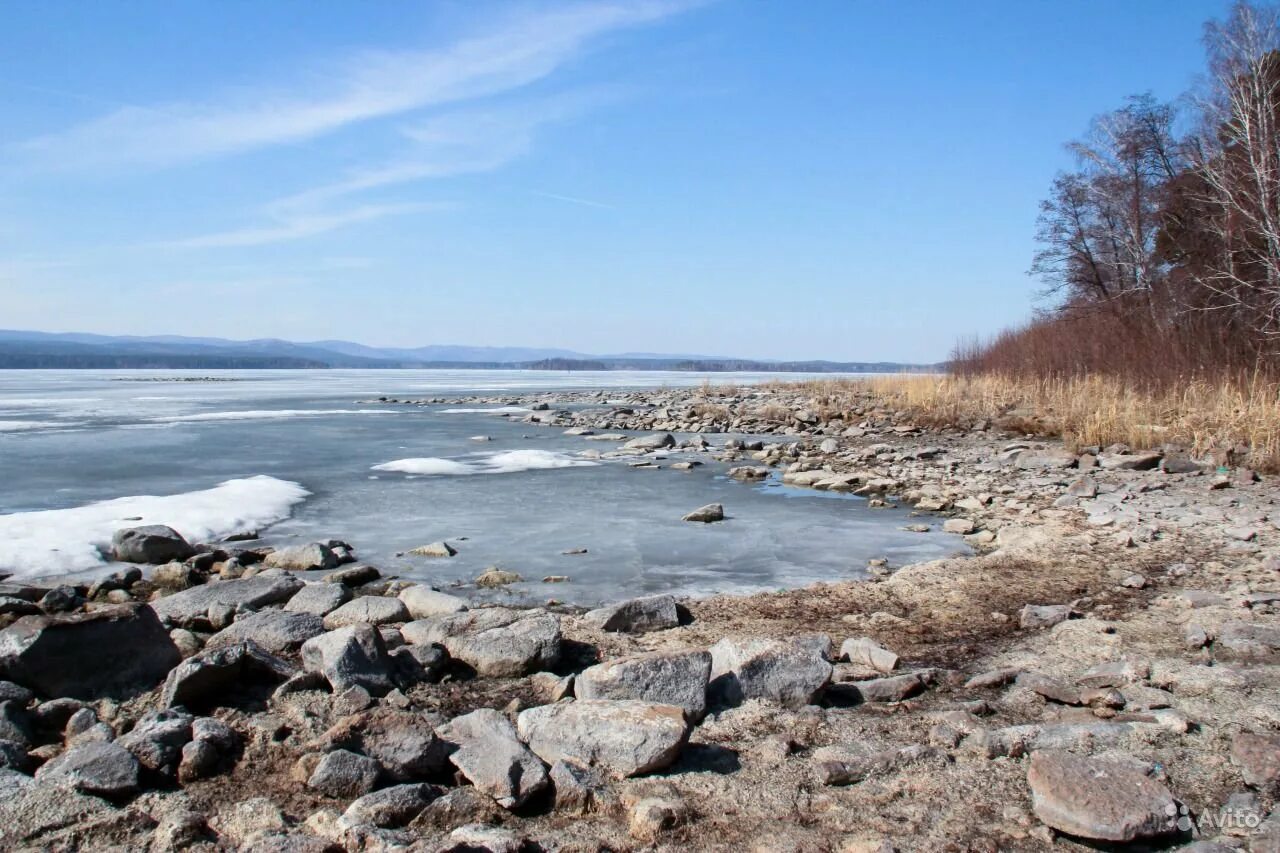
[765,373,1280,471]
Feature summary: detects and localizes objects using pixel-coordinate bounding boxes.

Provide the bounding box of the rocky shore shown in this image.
[0,383,1278,851]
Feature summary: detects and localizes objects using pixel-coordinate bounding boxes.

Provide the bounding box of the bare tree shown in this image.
[1184,1,1280,337]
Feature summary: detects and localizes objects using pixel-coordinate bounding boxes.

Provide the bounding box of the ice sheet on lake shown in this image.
[372,449,598,477]
[150,409,398,423]
[0,420,75,432]
[437,406,532,414]
[0,475,309,576]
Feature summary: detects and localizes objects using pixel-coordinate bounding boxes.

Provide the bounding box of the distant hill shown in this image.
[0,329,941,372]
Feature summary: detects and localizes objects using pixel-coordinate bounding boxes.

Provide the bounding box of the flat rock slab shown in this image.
[708,634,832,709]
[584,595,681,634]
[322,596,410,629]
[399,586,468,619]
[149,573,303,627]
[401,608,560,677]
[339,783,443,830]
[1020,604,1073,630]
[0,604,180,700]
[435,708,548,809]
[1027,749,1180,841]
[35,741,140,798]
[830,673,925,705]
[205,609,325,654]
[517,699,688,778]
[576,649,712,719]
[1232,732,1280,790]
[284,583,350,617]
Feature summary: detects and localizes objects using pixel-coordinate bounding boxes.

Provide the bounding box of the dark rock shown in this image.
[320,707,450,782]
[339,783,442,829]
[308,749,382,798]
[35,741,141,798]
[0,604,180,699]
[161,642,295,710]
[301,623,394,694]
[111,525,195,564]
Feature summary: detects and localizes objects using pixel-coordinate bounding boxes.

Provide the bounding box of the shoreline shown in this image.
[0,382,1276,850]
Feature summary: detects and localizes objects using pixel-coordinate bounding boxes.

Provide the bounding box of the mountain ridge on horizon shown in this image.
[0,329,942,372]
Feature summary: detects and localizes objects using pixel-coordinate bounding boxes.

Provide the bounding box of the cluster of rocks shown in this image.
[5,384,1280,849]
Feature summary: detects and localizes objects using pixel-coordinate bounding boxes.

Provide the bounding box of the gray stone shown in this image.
[178,738,220,784]
[0,604,180,699]
[436,708,548,809]
[149,573,304,627]
[549,758,610,815]
[263,543,339,572]
[409,787,506,832]
[161,641,295,709]
[308,749,382,798]
[622,433,675,451]
[323,564,380,586]
[339,783,441,829]
[516,699,688,778]
[205,609,325,655]
[111,525,195,564]
[576,649,711,719]
[399,586,468,619]
[584,594,681,633]
[1027,749,1179,841]
[708,635,833,708]
[1099,451,1163,470]
[301,623,394,694]
[320,707,450,782]
[322,596,410,629]
[36,741,140,798]
[830,673,926,704]
[446,824,524,853]
[401,608,560,677]
[409,542,457,558]
[283,583,350,617]
[681,503,724,523]
[117,708,193,776]
[1019,604,1073,630]
[839,637,899,673]
[1220,622,1280,656]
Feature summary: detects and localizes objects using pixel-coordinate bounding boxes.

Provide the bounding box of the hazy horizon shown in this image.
[0,0,1230,361]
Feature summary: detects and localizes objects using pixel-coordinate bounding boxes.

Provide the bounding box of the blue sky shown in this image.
[0,0,1229,362]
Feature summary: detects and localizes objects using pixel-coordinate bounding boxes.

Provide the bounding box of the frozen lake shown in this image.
[0,369,964,605]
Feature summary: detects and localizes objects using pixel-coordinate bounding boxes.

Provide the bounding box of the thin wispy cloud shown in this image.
[159,202,439,249]
[171,93,603,248]
[531,190,617,210]
[15,1,698,173]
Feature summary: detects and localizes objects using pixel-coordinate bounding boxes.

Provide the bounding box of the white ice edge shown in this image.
[371,449,598,476]
[0,475,310,577]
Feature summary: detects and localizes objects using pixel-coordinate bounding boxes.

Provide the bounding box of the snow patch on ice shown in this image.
[0,476,310,577]
[372,449,597,477]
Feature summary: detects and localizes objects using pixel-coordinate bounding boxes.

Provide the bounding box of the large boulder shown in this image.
[0,604,180,699]
[148,573,304,628]
[399,586,468,619]
[322,596,410,629]
[708,635,832,708]
[576,649,711,719]
[308,749,382,799]
[161,642,295,709]
[516,699,688,778]
[435,708,548,809]
[262,543,339,572]
[111,525,194,564]
[35,741,140,798]
[301,623,394,694]
[584,595,681,633]
[1027,750,1182,841]
[401,608,560,677]
[205,610,325,655]
[116,708,193,777]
